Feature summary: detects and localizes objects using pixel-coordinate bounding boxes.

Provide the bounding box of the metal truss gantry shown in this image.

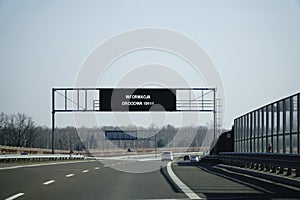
[51,88,218,154]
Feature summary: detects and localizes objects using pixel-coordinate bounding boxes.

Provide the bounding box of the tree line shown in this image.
[0,113,211,151]
[0,113,84,151]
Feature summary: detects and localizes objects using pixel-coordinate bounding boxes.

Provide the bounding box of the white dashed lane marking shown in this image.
[5,163,102,200]
[4,193,25,200]
[65,174,74,178]
[43,180,55,186]
[103,161,135,168]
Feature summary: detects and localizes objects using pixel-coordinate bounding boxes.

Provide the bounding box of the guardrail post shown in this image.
[278,167,284,174]
[286,168,292,176]
[271,165,277,173]
[265,164,270,172]
[296,168,300,177]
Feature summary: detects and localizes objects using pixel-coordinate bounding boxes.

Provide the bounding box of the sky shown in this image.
[0,0,300,129]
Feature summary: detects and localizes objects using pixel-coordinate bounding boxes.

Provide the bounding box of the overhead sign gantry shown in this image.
[51,88,217,154]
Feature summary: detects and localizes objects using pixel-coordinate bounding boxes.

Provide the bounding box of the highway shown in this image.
[1,159,300,200]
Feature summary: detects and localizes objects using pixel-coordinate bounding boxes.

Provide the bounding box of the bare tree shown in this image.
[0,112,9,145]
[0,113,38,147]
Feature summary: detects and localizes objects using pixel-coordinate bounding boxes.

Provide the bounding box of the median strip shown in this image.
[167,162,201,199]
[5,193,25,200]
[43,180,55,185]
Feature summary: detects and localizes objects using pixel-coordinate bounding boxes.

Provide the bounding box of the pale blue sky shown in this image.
[0,0,300,129]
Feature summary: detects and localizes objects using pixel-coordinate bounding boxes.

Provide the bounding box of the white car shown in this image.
[190,155,200,162]
[161,151,174,161]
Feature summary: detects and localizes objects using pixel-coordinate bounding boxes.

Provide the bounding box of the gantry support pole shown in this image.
[52,88,55,154]
[213,88,216,141]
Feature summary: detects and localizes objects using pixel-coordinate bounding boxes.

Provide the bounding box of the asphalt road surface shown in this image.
[1,160,300,200]
[173,162,300,199]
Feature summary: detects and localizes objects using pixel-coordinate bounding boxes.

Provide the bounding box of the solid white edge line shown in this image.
[43,180,55,185]
[166,162,201,199]
[5,193,25,200]
[65,174,74,178]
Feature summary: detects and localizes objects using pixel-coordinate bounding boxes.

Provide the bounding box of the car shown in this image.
[183,155,191,161]
[161,151,174,161]
[190,155,199,162]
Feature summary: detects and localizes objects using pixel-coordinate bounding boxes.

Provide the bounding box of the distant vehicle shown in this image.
[161,151,174,161]
[190,155,199,162]
[183,155,191,161]
[20,152,29,155]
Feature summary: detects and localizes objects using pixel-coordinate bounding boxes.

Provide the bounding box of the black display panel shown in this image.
[100,88,176,111]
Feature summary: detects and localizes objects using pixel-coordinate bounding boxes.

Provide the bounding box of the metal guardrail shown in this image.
[88,147,208,157]
[202,152,300,177]
[96,151,201,161]
[0,154,87,162]
[0,145,86,155]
